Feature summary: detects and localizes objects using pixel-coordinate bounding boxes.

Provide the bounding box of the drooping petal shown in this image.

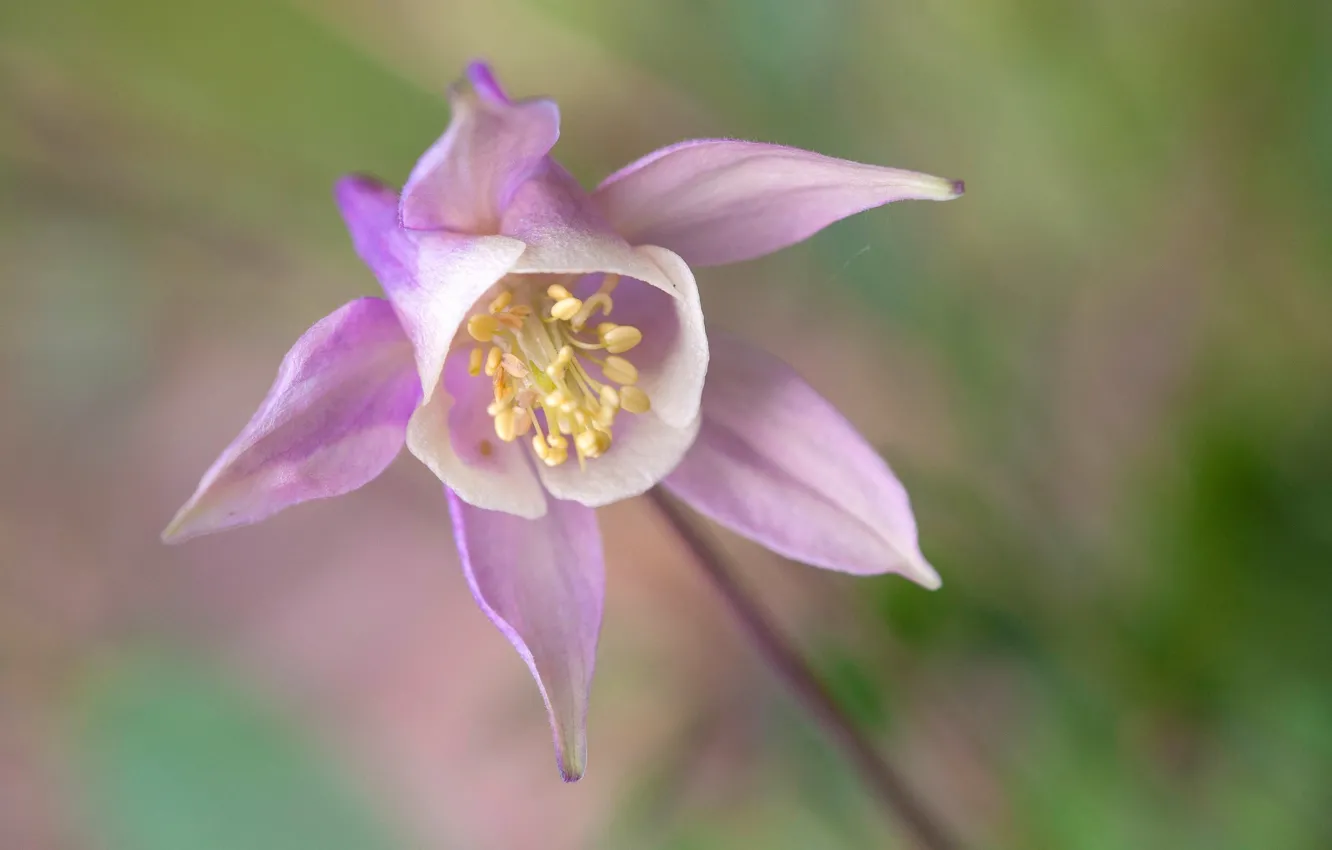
[537,413,700,507]
[334,175,526,404]
[162,298,421,543]
[502,165,709,429]
[663,334,941,588]
[405,350,547,519]
[400,63,561,233]
[447,491,604,781]
[594,139,964,267]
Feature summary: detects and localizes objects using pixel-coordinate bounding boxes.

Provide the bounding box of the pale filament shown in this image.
[460,274,649,469]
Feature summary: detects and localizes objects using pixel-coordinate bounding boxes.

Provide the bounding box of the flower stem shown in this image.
[647,488,961,850]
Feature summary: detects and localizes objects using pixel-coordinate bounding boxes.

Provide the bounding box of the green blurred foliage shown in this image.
[78,655,403,850]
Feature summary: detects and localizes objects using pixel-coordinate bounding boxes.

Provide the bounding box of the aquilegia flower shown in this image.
[163,61,963,781]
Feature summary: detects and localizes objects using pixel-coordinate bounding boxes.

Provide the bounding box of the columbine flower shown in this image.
[163,61,963,781]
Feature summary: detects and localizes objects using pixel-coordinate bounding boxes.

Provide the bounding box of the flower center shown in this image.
[460,274,651,469]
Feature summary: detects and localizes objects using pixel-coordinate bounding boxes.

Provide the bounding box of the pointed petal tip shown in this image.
[463,60,507,103]
[333,173,395,215]
[558,759,585,783]
[159,499,203,545]
[333,172,385,196]
[159,501,214,545]
[919,174,965,201]
[159,517,187,545]
[898,172,964,203]
[897,547,942,590]
[556,734,588,781]
[912,561,944,591]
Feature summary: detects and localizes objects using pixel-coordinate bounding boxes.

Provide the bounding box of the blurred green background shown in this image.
[2,0,1330,847]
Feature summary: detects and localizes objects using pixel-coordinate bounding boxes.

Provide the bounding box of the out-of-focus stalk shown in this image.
[647,487,961,850]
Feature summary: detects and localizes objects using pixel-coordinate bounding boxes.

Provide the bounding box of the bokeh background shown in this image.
[3,0,1331,847]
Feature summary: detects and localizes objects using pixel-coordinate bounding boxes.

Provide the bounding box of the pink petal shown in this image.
[447,491,604,781]
[663,334,941,588]
[626,246,709,431]
[502,165,709,429]
[594,139,964,267]
[502,163,673,288]
[162,298,421,543]
[536,412,700,507]
[334,175,525,404]
[405,351,547,519]
[336,175,541,515]
[399,64,560,233]
[531,263,708,506]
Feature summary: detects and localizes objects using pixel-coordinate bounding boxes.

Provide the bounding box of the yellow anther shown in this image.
[602,325,642,354]
[490,378,514,403]
[545,390,567,408]
[619,385,651,414]
[546,284,573,301]
[551,297,583,322]
[576,429,611,458]
[467,313,499,342]
[483,346,503,377]
[556,414,574,435]
[488,290,513,313]
[543,447,569,467]
[493,408,518,442]
[547,433,568,450]
[531,434,550,460]
[595,405,617,427]
[514,412,533,436]
[597,322,618,337]
[501,353,528,377]
[598,385,620,410]
[574,430,597,456]
[602,355,639,385]
[467,347,484,377]
[545,344,574,379]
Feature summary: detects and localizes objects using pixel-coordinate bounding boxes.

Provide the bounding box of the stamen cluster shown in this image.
[461,275,650,469]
